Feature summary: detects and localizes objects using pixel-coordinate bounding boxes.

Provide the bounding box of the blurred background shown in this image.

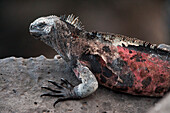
[0,0,170,59]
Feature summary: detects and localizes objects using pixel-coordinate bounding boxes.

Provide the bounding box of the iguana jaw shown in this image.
[29,29,43,38]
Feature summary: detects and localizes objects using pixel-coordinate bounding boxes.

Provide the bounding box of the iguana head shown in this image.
[29,15,58,39]
[29,14,84,61]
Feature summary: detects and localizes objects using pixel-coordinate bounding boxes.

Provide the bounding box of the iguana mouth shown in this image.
[30,31,42,38]
[29,24,42,38]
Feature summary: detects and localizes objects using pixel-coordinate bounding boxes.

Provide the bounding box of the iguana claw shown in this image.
[41,78,78,107]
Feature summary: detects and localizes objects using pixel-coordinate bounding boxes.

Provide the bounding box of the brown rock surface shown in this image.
[0,55,167,113]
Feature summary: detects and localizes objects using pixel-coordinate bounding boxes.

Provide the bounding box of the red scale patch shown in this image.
[117,46,170,96]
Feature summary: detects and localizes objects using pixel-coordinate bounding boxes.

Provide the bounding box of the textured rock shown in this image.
[0,55,166,113]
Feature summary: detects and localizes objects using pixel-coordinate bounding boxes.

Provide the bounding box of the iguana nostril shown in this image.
[29,24,35,30]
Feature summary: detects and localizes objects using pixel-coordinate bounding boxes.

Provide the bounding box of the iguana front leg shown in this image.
[41,60,98,107]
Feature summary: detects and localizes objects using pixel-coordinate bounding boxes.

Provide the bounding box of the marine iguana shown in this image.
[29,14,170,107]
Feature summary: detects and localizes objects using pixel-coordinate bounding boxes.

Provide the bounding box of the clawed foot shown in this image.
[41,78,78,107]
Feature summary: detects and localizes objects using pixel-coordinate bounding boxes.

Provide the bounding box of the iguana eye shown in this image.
[37,22,47,28]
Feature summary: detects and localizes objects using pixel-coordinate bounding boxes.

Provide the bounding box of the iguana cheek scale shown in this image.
[29,14,170,107]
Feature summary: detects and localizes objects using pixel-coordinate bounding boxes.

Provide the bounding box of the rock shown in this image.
[147,92,170,113]
[0,55,164,113]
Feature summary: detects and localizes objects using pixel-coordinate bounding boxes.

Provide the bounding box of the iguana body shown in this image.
[29,14,170,107]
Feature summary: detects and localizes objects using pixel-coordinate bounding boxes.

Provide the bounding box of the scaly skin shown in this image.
[29,14,170,106]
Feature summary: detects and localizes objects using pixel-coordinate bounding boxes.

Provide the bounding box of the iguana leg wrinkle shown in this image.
[41,60,98,107]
